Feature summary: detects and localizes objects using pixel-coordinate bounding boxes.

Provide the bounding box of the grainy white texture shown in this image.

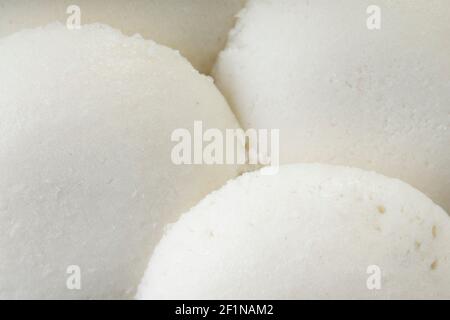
[214,0,450,212]
[0,0,246,74]
[138,164,450,300]
[0,23,242,299]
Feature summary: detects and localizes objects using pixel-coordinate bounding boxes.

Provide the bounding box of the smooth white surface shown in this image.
[138,164,450,299]
[0,0,246,74]
[0,23,242,299]
[214,0,450,212]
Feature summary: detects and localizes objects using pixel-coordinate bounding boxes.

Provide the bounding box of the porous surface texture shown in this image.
[0,0,246,74]
[214,0,450,212]
[0,23,242,299]
[138,164,450,299]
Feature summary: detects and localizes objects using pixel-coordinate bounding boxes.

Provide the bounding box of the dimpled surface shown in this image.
[138,164,450,299]
[0,0,246,74]
[0,23,242,299]
[214,0,450,212]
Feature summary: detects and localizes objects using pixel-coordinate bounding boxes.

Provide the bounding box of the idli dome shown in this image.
[0,0,246,74]
[214,0,450,212]
[0,23,242,299]
[137,164,450,300]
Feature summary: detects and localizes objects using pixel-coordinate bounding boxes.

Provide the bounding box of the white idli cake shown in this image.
[137,164,450,300]
[214,0,450,212]
[0,0,246,74]
[0,23,243,299]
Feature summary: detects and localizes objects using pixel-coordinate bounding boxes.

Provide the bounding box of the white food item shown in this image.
[214,0,450,212]
[0,23,242,299]
[138,164,450,299]
[0,0,246,74]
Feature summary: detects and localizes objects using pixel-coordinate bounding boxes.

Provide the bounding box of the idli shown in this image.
[0,0,246,74]
[214,0,450,212]
[0,23,242,299]
[137,164,450,299]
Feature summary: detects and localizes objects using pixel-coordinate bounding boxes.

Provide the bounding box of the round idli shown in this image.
[0,23,242,299]
[137,164,450,299]
[214,0,450,212]
[0,0,246,74]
